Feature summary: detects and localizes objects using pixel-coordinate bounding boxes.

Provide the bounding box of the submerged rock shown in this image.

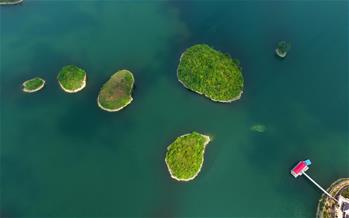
[250,124,266,133]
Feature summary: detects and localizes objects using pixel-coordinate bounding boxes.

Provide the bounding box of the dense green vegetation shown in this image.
[165,132,210,181]
[276,41,291,56]
[57,65,86,92]
[97,70,134,112]
[177,44,244,102]
[22,77,45,92]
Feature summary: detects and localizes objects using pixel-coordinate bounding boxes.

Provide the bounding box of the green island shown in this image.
[316,178,349,218]
[0,0,23,5]
[97,69,135,112]
[275,41,291,58]
[57,65,87,93]
[165,132,211,182]
[22,77,45,93]
[177,44,244,102]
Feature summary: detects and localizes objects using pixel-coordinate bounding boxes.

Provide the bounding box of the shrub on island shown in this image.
[22,77,45,93]
[165,132,210,181]
[57,65,87,93]
[177,44,244,102]
[97,70,135,112]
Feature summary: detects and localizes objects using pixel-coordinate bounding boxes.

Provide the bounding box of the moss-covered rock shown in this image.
[97,69,135,112]
[177,44,244,102]
[165,132,210,181]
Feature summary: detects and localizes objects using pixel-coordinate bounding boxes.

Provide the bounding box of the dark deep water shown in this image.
[1,1,348,217]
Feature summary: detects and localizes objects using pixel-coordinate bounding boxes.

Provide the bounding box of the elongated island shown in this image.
[97,70,135,112]
[0,0,23,5]
[22,77,45,93]
[177,44,244,102]
[165,132,211,182]
[316,178,349,218]
[57,65,87,93]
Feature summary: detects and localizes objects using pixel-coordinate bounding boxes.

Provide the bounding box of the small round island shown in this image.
[177,44,244,102]
[22,77,45,93]
[275,41,291,58]
[57,65,87,93]
[97,69,135,112]
[165,132,211,182]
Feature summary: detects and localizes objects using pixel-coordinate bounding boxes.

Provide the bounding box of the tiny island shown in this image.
[0,0,23,5]
[57,65,87,93]
[97,69,135,112]
[177,44,244,102]
[275,41,291,58]
[165,132,211,182]
[316,178,349,218]
[22,77,45,93]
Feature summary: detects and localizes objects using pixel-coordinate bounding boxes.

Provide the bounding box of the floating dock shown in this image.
[291,159,338,202]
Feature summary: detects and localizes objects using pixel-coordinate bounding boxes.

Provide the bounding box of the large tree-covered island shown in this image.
[97,70,135,112]
[165,132,211,182]
[22,77,45,93]
[177,44,244,102]
[57,65,87,93]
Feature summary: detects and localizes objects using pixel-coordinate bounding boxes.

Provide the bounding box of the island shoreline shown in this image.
[58,74,86,93]
[316,178,349,218]
[275,48,287,58]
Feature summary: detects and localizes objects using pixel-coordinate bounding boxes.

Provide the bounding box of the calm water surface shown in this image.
[1,1,348,217]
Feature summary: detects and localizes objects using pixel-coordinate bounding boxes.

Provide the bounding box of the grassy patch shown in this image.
[57,65,86,91]
[165,132,210,181]
[177,44,244,102]
[97,70,134,111]
[22,77,45,92]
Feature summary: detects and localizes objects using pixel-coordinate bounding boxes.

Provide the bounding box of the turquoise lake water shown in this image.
[1,1,348,217]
